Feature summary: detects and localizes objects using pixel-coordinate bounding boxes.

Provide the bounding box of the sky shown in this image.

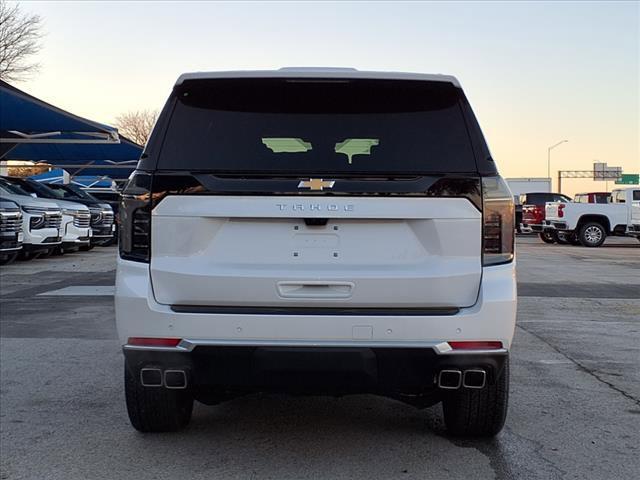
[11,1,640,194]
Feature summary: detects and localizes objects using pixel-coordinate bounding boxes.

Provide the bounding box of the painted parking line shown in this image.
[37,285,115,296]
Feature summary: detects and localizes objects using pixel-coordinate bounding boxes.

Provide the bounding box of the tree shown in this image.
[0,0,43,82]
[114,109,158,146]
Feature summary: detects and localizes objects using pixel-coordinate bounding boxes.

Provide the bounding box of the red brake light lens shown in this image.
[127,337,181,347]
[558,203,565,218]
[448,341,503,350]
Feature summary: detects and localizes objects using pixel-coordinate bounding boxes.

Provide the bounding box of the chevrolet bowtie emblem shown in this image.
[297,178,335,191]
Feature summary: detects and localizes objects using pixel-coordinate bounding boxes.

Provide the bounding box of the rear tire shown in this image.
[539,231,556,244]
[578,222,606,247]
[555,231,570,245]
[442,358,509,437]
[568,232,582,246]
[124,364,194,433]
[79,244,94,252]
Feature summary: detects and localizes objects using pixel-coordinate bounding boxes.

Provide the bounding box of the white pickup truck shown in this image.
[545,187,640,247]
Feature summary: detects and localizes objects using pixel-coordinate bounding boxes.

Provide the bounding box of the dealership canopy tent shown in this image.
[30,168,118,189]
[0,80,142,179]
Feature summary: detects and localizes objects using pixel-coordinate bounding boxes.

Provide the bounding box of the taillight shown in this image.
[119,171,152,263]
[448,341,503,350]
[558,203,565,218]
[534,206,544,223]
[128,337,181,347]
[482,176,514,266]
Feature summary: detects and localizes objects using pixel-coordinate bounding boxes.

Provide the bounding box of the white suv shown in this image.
[2,177,91,252]
[0,184,62,258]
[116,69,516,436]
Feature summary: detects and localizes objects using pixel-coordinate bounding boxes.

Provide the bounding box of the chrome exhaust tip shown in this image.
[140,368,163,387]
[463,369,486,389]
[438,369,462,389]
[164,370,188,389]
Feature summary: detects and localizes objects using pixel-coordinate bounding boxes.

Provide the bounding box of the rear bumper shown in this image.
[543,220,569,231]
[519,223,533,234]
[117,258,515,397]
[123,344,508,398]
[522,222,543,232]
[115,259,517,348]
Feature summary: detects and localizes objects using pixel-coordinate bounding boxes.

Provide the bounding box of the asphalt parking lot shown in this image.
[1,236,639,480]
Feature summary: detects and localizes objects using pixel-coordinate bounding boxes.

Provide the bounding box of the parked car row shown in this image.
[0,176,116,265]
[518,187,640,247]
[545,187,640,247]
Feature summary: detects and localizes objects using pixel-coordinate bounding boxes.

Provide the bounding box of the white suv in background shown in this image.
[0,183,62,259]
[0,198,23,264]
[1,177,91,253]
[116,69,516,437]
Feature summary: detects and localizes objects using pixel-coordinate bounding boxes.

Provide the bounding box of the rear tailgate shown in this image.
[523,204,544,224]
[150,195,481,309]
[545,202,562,220]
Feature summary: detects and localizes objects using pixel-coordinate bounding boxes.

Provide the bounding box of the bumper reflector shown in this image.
[128,337,181,347]
[448,341,503,350]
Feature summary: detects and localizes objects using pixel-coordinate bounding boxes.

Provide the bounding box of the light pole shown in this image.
[547,140,568,180]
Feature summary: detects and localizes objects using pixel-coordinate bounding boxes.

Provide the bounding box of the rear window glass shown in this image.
[524,193,570,204]
[525,193,551,204]
[157,79,477,174]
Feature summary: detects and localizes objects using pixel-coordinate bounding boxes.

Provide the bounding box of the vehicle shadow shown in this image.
[126,393,504,479]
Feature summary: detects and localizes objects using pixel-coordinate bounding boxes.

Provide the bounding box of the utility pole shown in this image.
[547,140,568,188]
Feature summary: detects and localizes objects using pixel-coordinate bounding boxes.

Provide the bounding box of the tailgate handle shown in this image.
[277,281,354,299]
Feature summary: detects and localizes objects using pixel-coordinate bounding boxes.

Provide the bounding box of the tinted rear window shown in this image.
[525,193,552,204]
[157,79,477,175]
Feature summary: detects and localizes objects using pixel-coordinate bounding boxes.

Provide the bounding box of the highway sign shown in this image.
[615,174,640,185]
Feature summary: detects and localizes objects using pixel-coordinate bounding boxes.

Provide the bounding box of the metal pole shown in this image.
[547,140,568,187]
[558,171,562,194]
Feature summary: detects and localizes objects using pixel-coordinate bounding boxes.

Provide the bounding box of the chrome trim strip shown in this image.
[124,339,509,355]
[177,339,446,352]
[171,305,460,316]
[123,344,190,352]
